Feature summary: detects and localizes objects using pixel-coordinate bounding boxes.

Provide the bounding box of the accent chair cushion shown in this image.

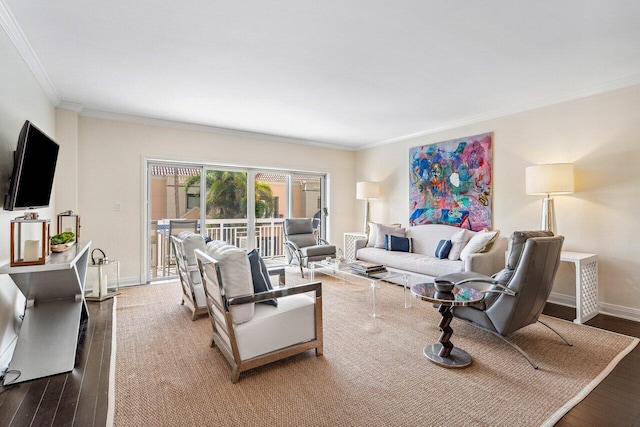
[300,244,337,258]
[247,249,277,306]
[435,239,452,259]
[483,230,553,308]
[233,294,316,361]
[506,230,554,269]
[459,229,500,260]
[205,240,254,324]
[386,235,413,252]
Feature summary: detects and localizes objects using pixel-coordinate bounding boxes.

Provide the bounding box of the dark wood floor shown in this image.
[541,305,640,427]
[0,299,113,427]
[0,299,637,426]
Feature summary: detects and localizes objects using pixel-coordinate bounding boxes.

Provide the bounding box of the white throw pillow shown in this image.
[447,229,472,261]
[366,222,401,247]
[373,224,405,249]
[459,230,500,261]
[205,241,254,324]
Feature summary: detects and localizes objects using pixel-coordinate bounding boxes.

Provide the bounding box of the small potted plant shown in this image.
[51,231,75,252]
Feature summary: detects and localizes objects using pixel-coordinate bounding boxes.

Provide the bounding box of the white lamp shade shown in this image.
[525,163,574,195]
[356,181,380,200]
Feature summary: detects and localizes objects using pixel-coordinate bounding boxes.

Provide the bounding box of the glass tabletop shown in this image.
[411,282,483,306]
[310,259,405,281]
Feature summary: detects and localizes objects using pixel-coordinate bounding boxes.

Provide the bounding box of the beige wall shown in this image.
[356,84,640,319]
[0,28,56,369]
[57,115,356,284]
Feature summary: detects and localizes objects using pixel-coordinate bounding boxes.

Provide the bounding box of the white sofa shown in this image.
[355,224,507,281]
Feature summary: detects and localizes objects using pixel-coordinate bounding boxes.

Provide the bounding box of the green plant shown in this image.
[51,231,75,245]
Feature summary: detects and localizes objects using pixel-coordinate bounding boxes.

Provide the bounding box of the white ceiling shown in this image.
[2,1,640,149]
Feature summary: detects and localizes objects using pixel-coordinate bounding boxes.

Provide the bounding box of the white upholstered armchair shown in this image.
[195,243,323,383]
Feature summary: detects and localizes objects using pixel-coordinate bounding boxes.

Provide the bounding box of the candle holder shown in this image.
[57,210,81,240]
[10,212,51,266]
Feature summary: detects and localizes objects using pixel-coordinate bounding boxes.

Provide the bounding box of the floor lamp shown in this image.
[525,163,574,235]
[356,181,380,234]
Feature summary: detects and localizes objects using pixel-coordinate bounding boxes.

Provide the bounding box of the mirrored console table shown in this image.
[0,240,91,384]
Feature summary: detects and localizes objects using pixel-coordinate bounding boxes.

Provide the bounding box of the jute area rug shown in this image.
[111,273,638,427]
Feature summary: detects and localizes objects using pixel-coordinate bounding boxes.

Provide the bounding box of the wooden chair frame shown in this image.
[195,249,323,383]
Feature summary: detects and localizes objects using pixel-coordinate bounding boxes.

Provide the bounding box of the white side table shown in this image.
[344,232,367,261]
[561,251,598,324]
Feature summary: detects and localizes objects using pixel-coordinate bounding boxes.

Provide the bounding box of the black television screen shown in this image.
[3,120,59,211]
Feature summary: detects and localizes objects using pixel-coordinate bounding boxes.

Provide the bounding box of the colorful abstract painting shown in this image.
[409,133,493,231]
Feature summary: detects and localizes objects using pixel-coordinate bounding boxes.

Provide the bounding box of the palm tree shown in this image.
[184,171,275,219]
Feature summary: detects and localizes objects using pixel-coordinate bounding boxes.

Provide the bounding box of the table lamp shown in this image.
[356,181,380,234]
[525,163,574,234]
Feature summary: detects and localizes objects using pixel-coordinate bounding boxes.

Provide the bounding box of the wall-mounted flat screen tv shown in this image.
[3,120,60,211]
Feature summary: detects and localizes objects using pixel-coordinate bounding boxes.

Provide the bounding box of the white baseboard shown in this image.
[548,292,640,323]
[599,302,640,323]
[548,292,576,308]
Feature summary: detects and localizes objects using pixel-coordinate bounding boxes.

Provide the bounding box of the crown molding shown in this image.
[78,108,356,151]
[57,101,84,113]
[0,0,60,105]
[358,73,640,150]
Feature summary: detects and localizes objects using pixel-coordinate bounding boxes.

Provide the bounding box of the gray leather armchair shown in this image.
[283,218,337,278]
[435,234,571,369]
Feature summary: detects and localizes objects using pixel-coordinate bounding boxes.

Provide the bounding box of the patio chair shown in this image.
[195,245,323,383]
[283,218,337,278]
[435,233,571,369]
[165,219,198,273]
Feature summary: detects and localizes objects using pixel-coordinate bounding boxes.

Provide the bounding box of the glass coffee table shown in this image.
[411,282,484,368]
[310,259,410,317]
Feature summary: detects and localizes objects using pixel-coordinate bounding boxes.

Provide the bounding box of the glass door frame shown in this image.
[142,157,328,284]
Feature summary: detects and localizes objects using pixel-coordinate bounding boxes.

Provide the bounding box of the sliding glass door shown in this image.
[145,161,326,282]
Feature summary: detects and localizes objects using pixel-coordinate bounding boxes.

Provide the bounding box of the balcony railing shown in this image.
[203,218,285,259]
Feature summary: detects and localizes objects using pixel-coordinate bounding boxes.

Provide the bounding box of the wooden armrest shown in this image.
[227,281,322,306]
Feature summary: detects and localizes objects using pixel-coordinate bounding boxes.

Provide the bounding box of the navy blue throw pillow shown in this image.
[247,249,277,306]
[386,235,413,252]
[435,239,452,259]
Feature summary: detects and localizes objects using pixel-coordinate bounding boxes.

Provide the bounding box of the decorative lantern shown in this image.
[10,212,51,266]
[57,210,81,240]
[86,257,120,302]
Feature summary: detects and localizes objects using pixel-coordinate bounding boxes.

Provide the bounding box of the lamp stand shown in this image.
[541,197,557,235]
[363,199,370,234]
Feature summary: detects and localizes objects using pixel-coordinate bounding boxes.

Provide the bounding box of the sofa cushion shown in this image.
[435,239,452,259]
[448,229,472,261]
[366,222,401,247]
[205,240,254,324]
[460,229,500,260]
[247,249,277,307]
[357,247,464,277]
[373,224,405,248]
[386,235,413,252]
